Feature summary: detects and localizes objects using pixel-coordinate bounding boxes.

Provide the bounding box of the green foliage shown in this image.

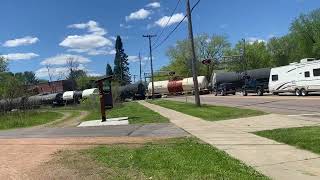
[162,8,320,74]
[290,9,320,59]
[149,100,265,121]
[13,71,38,85]
[165,34,231,79]
[76,74,97,90]
[68,69,86,81]
[86,138,268,179]
[0,111,62,129]
[80,101,168,124]
[113,36,131,86]
[106,63,113,76]
[255,126,320,155]
[0,72,26,100]
[0,56,8,72]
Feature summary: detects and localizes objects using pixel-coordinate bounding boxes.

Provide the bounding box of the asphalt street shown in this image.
[169,94,320,115]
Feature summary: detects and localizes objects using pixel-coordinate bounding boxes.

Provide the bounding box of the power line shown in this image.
[152,0,181,47]
[152,0,201,51]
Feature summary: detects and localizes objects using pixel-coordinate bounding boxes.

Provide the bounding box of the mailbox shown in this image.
[95,76,113,122]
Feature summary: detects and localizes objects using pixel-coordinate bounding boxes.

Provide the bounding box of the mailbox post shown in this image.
[95,76,113,122]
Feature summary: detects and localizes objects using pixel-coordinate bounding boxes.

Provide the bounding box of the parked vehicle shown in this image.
[241,68,271,96]
[212,68,270,96]
[215,83,236,96]
[269,58,320,96]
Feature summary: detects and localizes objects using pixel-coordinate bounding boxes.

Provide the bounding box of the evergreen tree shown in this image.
[113,36,131,85]
[0,56,8,72]
[106,63,113,76]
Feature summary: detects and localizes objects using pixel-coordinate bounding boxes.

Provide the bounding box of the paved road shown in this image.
[0,123,188,139]
[169,94,320,115]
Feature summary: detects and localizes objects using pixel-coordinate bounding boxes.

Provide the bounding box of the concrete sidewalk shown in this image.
[140,101,320,180]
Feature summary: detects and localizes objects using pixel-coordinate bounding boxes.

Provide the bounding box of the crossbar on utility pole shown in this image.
[186,0,201,106]
[143,34,156,99]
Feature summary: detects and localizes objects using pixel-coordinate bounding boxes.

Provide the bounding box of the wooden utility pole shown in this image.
[143,34,156,99]
[133,75,137,83]
[139,52,142,81]
[186,0,201,106]
[242,38,247,72]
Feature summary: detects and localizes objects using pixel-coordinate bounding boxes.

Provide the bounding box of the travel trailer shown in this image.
[268,58,320,96]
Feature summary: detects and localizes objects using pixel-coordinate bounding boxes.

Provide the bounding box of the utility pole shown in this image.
[143,34,156,99]
[242,38,246,72]
[186,0,201,106]
[139,52,142,82]
[133,75,137,83]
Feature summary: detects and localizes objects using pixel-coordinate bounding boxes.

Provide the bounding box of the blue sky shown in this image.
[0,0,319,81]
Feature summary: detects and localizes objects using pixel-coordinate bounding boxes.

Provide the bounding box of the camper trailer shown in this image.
[269,58,320,96]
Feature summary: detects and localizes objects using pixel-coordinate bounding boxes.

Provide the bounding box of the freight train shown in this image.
[147,76,209,97]
[0,88,99,112]
[147,69,271,97]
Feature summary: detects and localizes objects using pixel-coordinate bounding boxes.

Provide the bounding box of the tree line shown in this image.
[157,8,320,81]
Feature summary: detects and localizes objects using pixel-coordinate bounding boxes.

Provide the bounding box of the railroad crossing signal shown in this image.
[202,59,212,65]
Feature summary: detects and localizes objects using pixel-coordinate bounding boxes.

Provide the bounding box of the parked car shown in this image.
[214,83,236,96]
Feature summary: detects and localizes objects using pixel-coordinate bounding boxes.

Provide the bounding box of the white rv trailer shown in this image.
[269,58,320,96]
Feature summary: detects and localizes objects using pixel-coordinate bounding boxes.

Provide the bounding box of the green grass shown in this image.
[0,111,63,130]
[255,126,320,155]
[84,138,268,180]
[149,100,265,121]
[82,101,169,124]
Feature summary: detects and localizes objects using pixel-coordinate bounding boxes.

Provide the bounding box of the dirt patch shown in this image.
[52,111,89,127]
[0,137,163,179]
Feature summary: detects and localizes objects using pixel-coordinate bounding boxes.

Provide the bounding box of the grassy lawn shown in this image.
[0,111,63,130]
[255,126,320,155]
[149,100,265,121]
[83,101,169,124]
[53,138,268,179]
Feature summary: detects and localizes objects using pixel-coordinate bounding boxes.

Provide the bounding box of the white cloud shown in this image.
[87,49,116,56]
[87,72,103,77]
[126,8,151,21]
[61,20,113,56]
[60,34,112,49]
[109,36,117,41]
[68,20,106,36]
[67,47,115,56]
[246,37,267,44]
[3,36,39,47]
[120,23,133,29]
[128,55,150,63]
[2,53,39,60]
[40,54,91,65]
[35,67,69,78]
[155,13,185,27]
[146,2,160,8]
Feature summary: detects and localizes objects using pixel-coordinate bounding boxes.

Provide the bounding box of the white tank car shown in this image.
[82,88,99,98]
[148,80,169,95]
[63,91,74,101]
[182,76,208,92]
